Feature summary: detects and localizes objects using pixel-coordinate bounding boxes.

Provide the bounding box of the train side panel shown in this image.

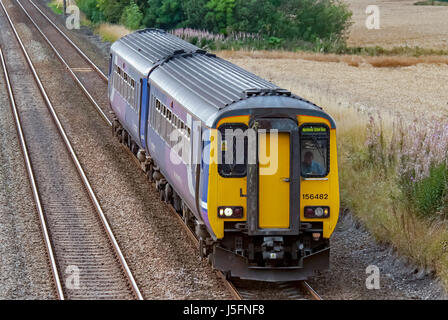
[145,82,201,221]
[109,52,142,147]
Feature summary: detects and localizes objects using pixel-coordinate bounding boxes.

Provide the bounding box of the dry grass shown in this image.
[216,50,448,68]
[339,153,448,283]
[323,98,448,289]
[95,23,131,43]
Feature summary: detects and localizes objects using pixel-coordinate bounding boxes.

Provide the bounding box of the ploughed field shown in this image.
[222,53,448,120]
[345,0,448,49]
[344,0,448,49]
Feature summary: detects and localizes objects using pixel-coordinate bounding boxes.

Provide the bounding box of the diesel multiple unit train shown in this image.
[108,29,339,281]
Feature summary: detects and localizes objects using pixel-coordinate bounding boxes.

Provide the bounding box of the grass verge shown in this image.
[94,23,131,43]
[323,103,448,290]
[47,0,63,15]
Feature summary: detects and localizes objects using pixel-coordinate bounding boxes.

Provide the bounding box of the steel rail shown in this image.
[28,0,108,82]
[300,281,323,300]
[121,144,243,300]
[0,46,65,300]
[0,0,143,300]
[16,0,111,127]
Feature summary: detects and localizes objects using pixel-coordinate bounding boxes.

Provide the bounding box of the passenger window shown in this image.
[218,123,248,177]
[300,124,329,177]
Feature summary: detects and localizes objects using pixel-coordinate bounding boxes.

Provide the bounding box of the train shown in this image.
[108,29,339,282]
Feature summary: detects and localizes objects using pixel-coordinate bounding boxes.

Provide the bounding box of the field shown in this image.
[346,0,448,49]
[220,51,448,118]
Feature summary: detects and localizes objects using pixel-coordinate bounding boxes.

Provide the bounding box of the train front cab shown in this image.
[206,113,339,282]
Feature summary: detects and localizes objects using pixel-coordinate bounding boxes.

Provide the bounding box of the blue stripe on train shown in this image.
[140,78,149,147]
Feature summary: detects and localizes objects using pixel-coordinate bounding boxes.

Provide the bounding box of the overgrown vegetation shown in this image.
[365,115,448,219]
[48,0,64,15]
[75,0,353,51]
[95,23,131,42]
[328,104,448,286]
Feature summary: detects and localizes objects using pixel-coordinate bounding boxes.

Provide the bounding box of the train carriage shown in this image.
[109,29,340,281]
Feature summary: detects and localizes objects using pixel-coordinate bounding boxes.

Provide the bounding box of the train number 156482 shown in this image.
[302,193,328,200]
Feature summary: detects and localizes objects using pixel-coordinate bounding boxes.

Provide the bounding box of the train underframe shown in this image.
[112,117,330,282]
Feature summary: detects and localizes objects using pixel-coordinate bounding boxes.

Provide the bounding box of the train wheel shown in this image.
[159,188,165,201]
[172,192,181,212]
[146,165,154,182]
[164,184,172,204]
[121,130,128,145]
[207,253,213,266]
[199,238,205,259]
[181,204,189,223]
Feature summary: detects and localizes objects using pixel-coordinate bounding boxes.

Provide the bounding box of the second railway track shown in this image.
[0,0,142,300]
[16,0,112,125]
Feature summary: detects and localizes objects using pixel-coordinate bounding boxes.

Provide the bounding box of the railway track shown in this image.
[123,143,322,301]
[5,0,323,300]
[16,0,112,126]
[0,0,142,300]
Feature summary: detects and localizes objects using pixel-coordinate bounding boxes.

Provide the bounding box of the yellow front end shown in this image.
[208,115,250,239]
[207,114,339,240]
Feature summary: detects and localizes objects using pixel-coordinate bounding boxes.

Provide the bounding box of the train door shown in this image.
[247,118,300,236]
[258,132,290,228]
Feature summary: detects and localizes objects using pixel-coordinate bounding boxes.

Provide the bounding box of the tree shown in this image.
[232,0,283,36]
[76,0,104,23]
[97,0,128,24]
[181,0,208,29]
[121,1,144,29]
[142,0,184,29]
[278,0,352,41]
[204,0,235,34]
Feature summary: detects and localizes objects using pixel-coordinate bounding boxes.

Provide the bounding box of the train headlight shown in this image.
[218,206,243,219]
[315,207,324,217]
[304,206,330,218]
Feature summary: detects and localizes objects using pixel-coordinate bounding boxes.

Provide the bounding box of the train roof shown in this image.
[111,29,335,128]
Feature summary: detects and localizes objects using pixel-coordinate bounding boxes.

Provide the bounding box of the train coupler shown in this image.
[261,236,284,260]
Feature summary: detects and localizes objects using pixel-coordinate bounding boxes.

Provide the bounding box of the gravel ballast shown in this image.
[0,9,55,299]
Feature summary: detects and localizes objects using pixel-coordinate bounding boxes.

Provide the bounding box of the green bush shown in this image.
[76,0,104,23]
[407,163,448,218]
[120,1,144,30]
[142,0,185,30]
[97,0,128,24]
[277,0,352,42]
